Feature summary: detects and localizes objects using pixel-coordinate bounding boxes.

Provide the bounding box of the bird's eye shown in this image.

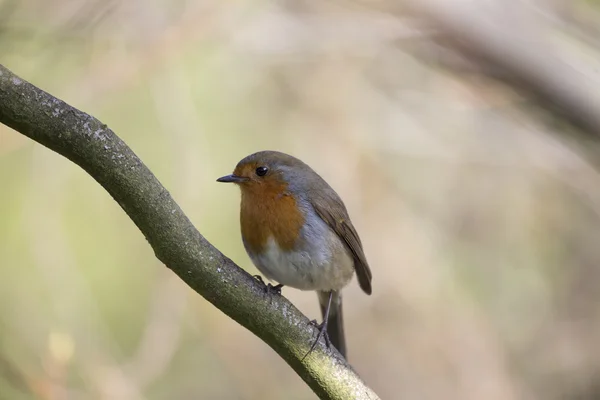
[255,166,269,177]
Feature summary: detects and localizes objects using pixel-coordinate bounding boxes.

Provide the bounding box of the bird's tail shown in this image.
[318,290,346,358]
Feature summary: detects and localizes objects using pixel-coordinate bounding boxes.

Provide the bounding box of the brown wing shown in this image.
[311,195,372,295]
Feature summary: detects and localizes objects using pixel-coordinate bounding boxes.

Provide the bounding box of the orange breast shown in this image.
[240,183,305,254]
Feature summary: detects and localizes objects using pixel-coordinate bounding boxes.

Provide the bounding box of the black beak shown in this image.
[216,174,248,183]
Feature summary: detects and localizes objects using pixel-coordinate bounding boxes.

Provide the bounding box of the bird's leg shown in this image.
[302,291,333,360]
[253,275,283,295]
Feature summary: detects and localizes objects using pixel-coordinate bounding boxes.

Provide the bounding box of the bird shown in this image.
[217,150,372,359]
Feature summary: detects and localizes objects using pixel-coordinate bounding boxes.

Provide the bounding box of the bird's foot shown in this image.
[302,319,331,361]
[253,275,283,295]
[266,283,283,296]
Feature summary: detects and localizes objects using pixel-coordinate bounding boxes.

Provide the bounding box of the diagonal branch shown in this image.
[0,64,379,400]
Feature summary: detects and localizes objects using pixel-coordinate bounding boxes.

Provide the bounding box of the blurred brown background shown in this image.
[2,0,600,399]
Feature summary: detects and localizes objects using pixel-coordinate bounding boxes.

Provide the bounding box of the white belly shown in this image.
[248,225,355,291]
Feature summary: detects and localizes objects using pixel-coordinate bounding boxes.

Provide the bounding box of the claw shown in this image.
[302,291,335,361]
[302,319,331,361]
[267,283,283,295]
[253,275,283,295]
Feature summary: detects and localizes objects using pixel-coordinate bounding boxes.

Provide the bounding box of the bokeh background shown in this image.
[3,0,600,399]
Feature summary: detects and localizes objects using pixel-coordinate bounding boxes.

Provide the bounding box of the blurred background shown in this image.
[2,0,600,399]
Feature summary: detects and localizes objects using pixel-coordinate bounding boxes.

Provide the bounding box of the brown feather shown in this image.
[311,195,372,295]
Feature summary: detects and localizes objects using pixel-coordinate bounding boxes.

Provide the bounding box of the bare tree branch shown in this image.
[0,64,379,400]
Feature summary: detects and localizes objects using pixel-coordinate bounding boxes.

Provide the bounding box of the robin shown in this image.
[217,150,372,358]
